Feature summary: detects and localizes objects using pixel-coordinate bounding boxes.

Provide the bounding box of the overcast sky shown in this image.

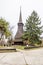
[0,0,43,36]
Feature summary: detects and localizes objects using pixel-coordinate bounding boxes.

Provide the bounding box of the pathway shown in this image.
[0,48,43,65]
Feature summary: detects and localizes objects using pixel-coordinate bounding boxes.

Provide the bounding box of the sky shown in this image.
[0,0,43,37]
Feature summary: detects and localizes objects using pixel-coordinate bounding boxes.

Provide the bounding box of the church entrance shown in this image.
[14,41,23,45]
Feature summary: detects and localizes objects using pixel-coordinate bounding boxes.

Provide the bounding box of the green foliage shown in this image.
[22,31,28,40]
[22,11,42,45]
[0,18,11,38]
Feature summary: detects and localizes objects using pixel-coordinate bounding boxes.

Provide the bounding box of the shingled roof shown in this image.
[14,7,24,44]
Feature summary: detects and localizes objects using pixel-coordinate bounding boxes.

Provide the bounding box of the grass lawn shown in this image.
[14,45,43,50]
[13,45,25,50]
[0,45,43,51]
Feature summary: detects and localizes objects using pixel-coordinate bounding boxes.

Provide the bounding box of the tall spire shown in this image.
[19,6,22,23]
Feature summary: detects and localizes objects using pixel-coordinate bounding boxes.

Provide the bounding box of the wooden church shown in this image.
[14,7,24,45]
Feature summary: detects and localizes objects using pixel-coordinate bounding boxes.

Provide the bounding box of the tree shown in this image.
[0,18,11,39]
[22,11,43,45]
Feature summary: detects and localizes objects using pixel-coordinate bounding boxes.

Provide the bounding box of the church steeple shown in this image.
[19,7,22,23]
[14,7,24,45]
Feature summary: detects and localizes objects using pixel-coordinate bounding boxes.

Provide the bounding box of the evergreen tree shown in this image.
[22,11,43,45]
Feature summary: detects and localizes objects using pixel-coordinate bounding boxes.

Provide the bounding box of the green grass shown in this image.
[14,45,43,50]
[14,45,25,50]
[0,45,25,50]
[0,45,43,50]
